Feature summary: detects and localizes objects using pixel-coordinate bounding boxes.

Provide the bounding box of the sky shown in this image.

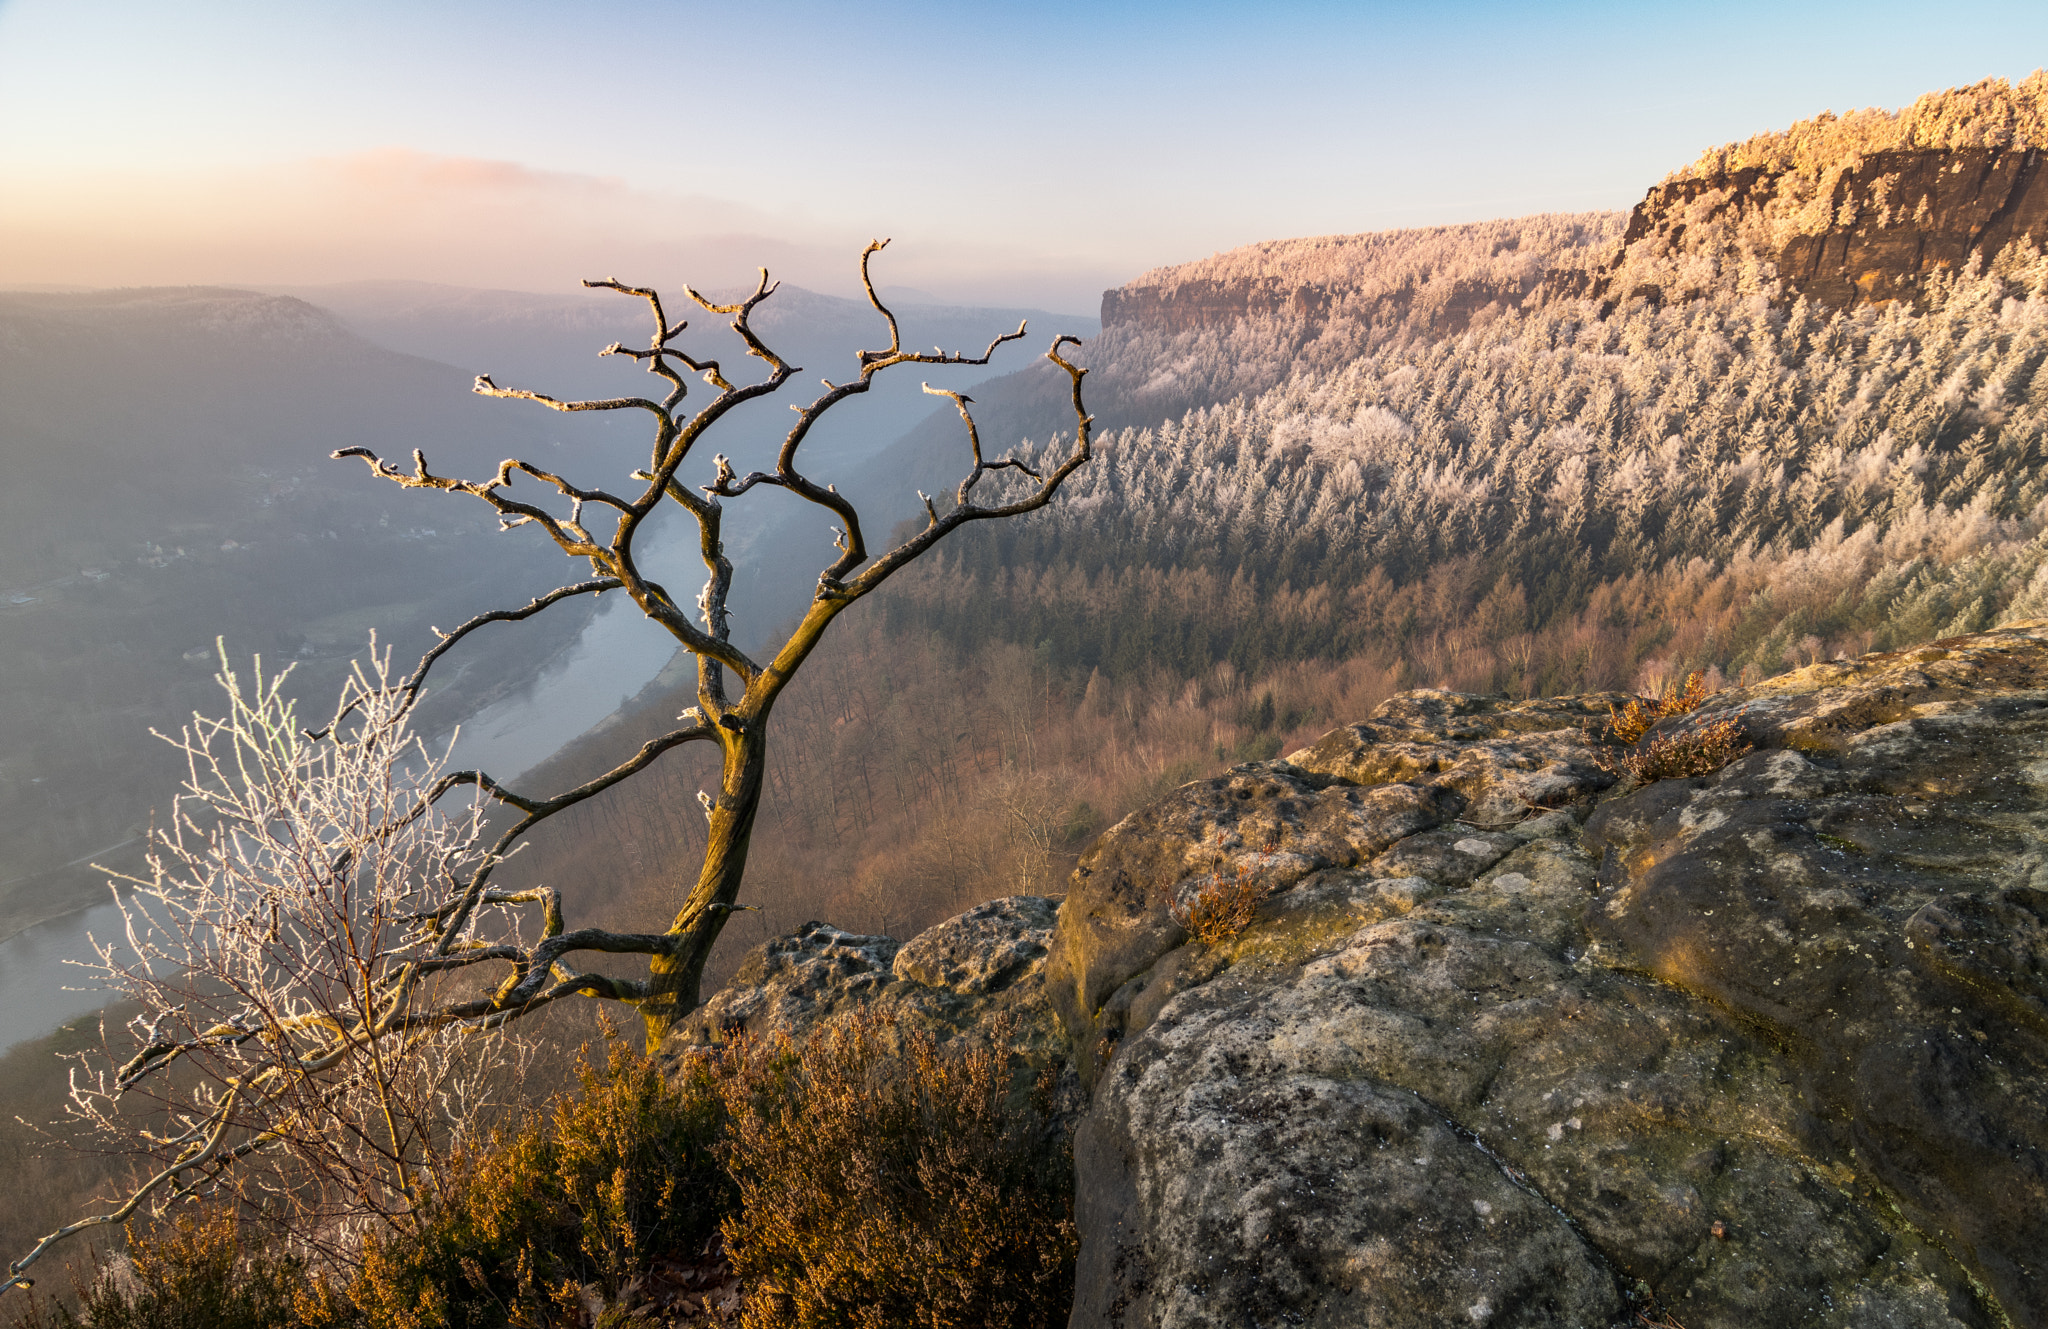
[2,0,2046,313]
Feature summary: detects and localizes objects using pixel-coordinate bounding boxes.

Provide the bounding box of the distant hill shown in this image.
[0,287,581,937]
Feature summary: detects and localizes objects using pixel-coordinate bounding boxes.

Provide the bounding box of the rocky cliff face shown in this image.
[676,625,2048,1328]
[1095,215,1621,338]
[1576,146,2048,311]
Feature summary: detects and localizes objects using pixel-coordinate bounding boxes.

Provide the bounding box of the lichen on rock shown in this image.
[660,896,1068,1067]
[671,627,2048,1328]
[1063,628,2048,1328]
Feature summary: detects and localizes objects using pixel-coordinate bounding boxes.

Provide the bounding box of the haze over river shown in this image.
[0,591,684,1057]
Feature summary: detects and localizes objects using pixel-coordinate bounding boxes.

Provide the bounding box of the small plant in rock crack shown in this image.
[1168,837,1278,946]
[1606,671,1712,744]
[1593,672,1752,784]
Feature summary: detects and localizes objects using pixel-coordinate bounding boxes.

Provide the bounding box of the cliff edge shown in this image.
[677,623,2048,1327]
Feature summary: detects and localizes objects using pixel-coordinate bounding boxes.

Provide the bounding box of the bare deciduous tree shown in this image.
[9,644,539,1284]
[4,241,1091,1294]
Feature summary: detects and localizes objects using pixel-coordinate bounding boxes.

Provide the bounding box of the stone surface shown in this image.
[1583,629,2048,1326]
[1040,761,1463,1089]
[1063,629,2048,1329]
[661,898,1067,1066]
[892,894,1060,995]
[1288,690,1626,826]
[1044,693,1619,1092]
[1627,147,2048,311]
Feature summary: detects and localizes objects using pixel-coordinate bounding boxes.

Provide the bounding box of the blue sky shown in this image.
[2,0,2044,309]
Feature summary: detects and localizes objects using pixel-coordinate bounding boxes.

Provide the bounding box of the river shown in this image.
[0,583,687,1058]
[0,898,130,1056]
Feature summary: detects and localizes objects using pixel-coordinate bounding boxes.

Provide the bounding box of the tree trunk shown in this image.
[639,723,768,1047]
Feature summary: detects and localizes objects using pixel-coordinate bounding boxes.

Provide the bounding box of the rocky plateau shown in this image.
[668,624,2048,1328]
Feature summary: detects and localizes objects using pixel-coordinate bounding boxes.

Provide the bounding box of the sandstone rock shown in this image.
[1584,628,2048,1326]
[661,898,1067,1066]
[1075,832,1996,1329]
[1064,630,2048,1328]
[1593,145,2048,311]
[1287,689,1624,825]
[1045,693,1618,1094]
[1040,762,1462,1089]
[893,894,1060,995]
[679,920,900,1043]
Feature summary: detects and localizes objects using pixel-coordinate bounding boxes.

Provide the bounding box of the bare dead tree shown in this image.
[3,242,1090,1294]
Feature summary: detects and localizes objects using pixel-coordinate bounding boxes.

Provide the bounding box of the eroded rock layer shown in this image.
[1593,146,2048,311]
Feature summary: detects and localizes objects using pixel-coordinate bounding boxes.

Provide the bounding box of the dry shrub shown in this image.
[5,1208,347,1329]
[1610,716,1753,782]
[1606,671,1711,744]
[8,1020,1079,1329]
[348,1043,731,1328]
[1167,841,1276,946]
[711,1010,1076,1329]
[1594,671,1754,784]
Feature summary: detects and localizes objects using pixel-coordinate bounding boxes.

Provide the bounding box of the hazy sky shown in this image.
[3,0,2045,311]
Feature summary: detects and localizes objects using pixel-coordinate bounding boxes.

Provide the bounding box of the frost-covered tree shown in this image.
[893,237,2048,693]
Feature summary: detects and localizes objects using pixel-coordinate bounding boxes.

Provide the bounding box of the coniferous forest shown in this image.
[494,79,2048,978]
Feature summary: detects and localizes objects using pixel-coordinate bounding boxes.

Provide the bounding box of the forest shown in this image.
[479,204,2048,990]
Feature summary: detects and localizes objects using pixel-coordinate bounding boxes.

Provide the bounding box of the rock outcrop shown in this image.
[1570,146,2048,313]
[1070,626,2048,1328]
[661,896,1067,1065]
[675,626,2048,1328]
[1041,689,1625,1092]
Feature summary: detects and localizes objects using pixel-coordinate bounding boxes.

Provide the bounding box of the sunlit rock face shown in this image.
[1585,146,2048,312]
[670,627,2048,1328]
[1065,625,2048,1329]
[1041,690,1624,1095]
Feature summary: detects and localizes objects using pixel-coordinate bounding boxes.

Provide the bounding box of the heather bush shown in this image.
[5,1209,347,1329]
[8,1008,1078,1329]
[1591,670,1752,784]
[1168,838,1278,946]
[712,1010,1077,1329]
[348,1042,731,1328]
[1609,715,1754,783]
[1605,671,1711,744]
